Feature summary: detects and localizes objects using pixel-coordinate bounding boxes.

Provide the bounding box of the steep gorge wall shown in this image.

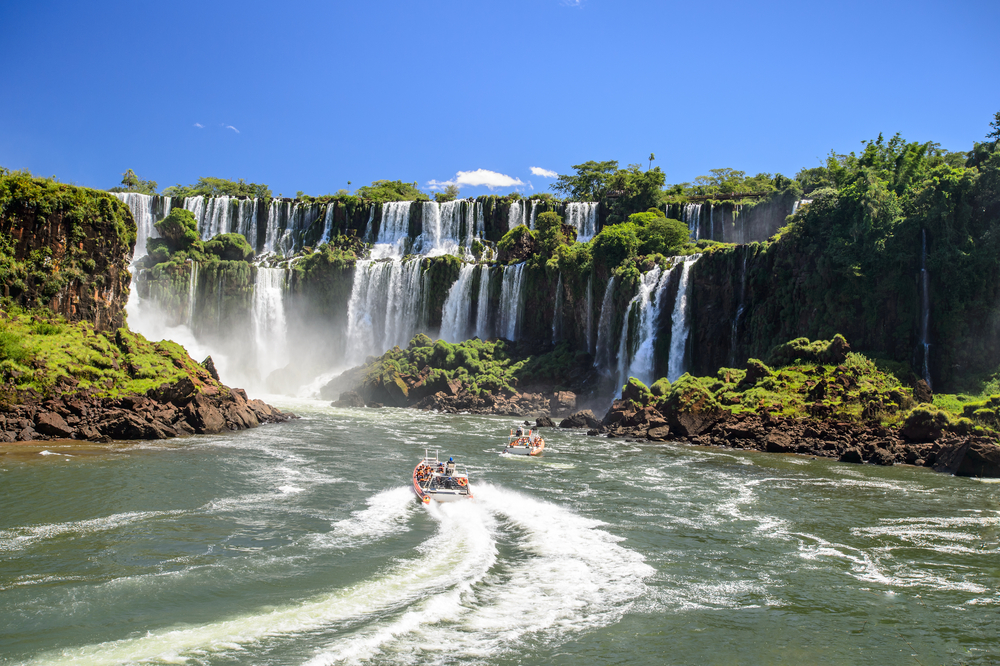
[1,176,135,331]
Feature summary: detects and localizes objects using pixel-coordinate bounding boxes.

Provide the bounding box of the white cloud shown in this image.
[193,122,204,128]
[428,168,525,191]
[530,166,558,178]
[223,124,240,134]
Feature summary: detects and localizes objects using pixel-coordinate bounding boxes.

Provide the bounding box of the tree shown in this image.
[110,169,158,195]
[630,209,688,255]
[649,153,655,170]
[162,177,271,199]
[435,183,460,203]
[535,211,574,254]
[989,110,1000,147]
[591,222,640,270]
[152,209,200,253]
[551,160,619,200]
[355,179,429,204]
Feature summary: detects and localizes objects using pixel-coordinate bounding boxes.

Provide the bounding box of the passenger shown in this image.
[446,457,456,475]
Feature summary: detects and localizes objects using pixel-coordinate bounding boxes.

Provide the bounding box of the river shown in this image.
[1,400,998,665]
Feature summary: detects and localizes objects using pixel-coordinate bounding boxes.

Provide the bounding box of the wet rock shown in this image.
[560,410,601,429]
[183,393,226,434]
[17,427,38,441]
[202,356,221,382]
[535,416,556,428]
[333,391,365,408]
[147,377,197,406]
[934,439,1000,477]
[35,411,76,438]
[647,424,671,441]
[839,447,864,464]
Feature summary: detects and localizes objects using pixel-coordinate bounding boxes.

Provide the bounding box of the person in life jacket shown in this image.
[445,457,456,475]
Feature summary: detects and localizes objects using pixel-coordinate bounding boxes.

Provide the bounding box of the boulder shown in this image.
[333,391,366,408]
[148,377,197,406]
[535,416,556,428]
[560,410,602,429]
[839,447,864,464]
[202,356,221,382]
[183,393,227,434]
[647,424,671,440]
[764,430,793,453]
[549,391,577,416]
[35,411,76,438]
[913,379,933,404]
[934,439,1000,477]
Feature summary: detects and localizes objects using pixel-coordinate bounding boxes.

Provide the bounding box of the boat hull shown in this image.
[503,444,544,456]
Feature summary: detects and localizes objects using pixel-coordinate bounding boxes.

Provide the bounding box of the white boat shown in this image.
[503,427,545,456]
[412,449,473,504]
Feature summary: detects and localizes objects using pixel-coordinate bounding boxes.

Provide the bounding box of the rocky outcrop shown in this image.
[0,379,294,443]
[0,175,135,331]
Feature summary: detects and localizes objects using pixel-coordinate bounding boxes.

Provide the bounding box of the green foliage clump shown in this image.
[650,377,671,396]
[535,211,574,255]
[153,209,200,253]
[162,177,271,199]
[355,180,429,204]
[551,161,664,225]
[0,311,220,400]
[591,222,640,271]
[108,169,158,195]
[632,209,689,255]
[204,233,254,262]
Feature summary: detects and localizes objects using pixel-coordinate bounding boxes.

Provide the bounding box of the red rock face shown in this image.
[1,185,134,332]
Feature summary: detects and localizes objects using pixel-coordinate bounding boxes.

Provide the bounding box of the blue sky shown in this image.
[2,0,998,198]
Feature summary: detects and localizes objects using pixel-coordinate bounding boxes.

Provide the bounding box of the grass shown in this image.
[0,310,217,401]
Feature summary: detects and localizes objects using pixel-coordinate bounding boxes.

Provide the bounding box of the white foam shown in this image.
[0,510,186,553]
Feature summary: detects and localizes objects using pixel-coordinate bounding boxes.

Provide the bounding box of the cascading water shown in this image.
[497,263,526,340]
[529,200,540,229]
[616,266,672,392]
[683,203,702,241]
[419,201,466,257]
[594,277,617,375]
[318,203,336,247]
[791,199,813,215]
[667,256,698,381]
[250,267,289,382]
[112,192,172,264]
[508,201,527,230]
[565,202,599,241]
[344,259,425,364]
[374,202,412,258]
[186,260,199,328]
[474,264,492,339]
[919,229,932,389]
[440,263,477,342]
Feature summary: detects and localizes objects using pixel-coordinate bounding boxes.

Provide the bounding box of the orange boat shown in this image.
[503,427,545,456]
[412,449,473,504]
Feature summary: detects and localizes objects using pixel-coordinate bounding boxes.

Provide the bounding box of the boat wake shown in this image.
[30,484,651,665]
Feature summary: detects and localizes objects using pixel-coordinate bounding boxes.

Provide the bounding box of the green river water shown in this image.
[1,400,998,665]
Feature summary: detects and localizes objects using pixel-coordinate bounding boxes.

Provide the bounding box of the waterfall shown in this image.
[616,266,673,392]
[919,229,932,389]
[585,274,594,354]
[594,277,617,375]
[344,258,424,364]
[251,267,288,381]
[791,199,813,215]
[186,260,199,327]
[508,201,527,230]
[709,204,715,241]
[318,203,335,246]
[419,201,464,256]
[112,192,171,264]
[474,264,492,339]
[667,256,698,381]
[497,263,526,340]
[475,201,485,239]
[565,202,598,241]
[363,205,376,242]
[552,273,563,343]
[374,202,412,258]
[440,263,476,342]
[529,200,540,229]
[684,203,702,241]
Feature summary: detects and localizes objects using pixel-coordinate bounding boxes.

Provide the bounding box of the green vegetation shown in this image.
[108,169,158,195]
[0,310,217,402]
[358,336,590,399]
[434,184,460,203]
[162,177,272,199]
[552,160,665,225]
[354,180,429,204]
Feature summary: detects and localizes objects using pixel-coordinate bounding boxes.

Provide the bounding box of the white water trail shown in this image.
[497,263,526,341]
[474,264,491,339]
[440,263,476,342]
[594,277,617,375]
[667,256,698,381]
[251,266,288,383]
[566,202,599,241]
